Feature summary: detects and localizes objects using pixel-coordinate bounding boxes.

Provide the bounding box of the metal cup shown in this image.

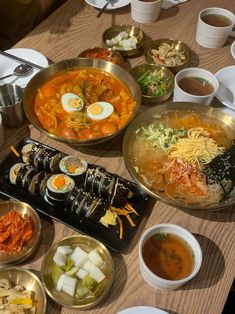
[0,84,25,128]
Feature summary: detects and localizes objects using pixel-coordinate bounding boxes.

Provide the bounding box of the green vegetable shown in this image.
[140,124,187,151]
[76,281,90,299]
[81,275,98,293]
[51,264,64,284]
[63,258,74,271]
[137,70,170,97]
[155,233,167,241]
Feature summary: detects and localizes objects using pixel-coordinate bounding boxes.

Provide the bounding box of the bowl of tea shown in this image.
[138,224,202,290]
[173,67,219,105]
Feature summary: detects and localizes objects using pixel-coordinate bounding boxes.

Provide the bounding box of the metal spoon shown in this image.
[0,64,33,81]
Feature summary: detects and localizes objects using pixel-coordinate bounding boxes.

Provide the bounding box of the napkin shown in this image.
[162,0,189,10]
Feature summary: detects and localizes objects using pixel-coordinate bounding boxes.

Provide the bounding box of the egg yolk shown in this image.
[88,103,103,116]
[52,175,67,189]
[68,97,83,109]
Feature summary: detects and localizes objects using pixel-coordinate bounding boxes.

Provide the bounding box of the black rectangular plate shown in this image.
[0,138,150,253]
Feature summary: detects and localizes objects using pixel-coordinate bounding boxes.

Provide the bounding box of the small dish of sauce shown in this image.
[178,77,214,96]
[142,233,194,280]
[201,14,232,27]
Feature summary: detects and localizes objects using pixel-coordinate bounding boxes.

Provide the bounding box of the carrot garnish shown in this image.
[125,213,136,227]
[116,216,123,240]
[125,203,139,216]
[10,146,20,158]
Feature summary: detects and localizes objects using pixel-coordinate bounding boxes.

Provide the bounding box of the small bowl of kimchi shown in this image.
[0,200,41,266]
[78,47,124,66]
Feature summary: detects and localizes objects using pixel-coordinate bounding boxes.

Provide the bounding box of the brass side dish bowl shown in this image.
[41,234,114,309]
[102,24,145,57]
[0,200,41,266]
[78,47,124,66]
[0,267,47,313]
[24,58,141,146]
[123,102,235,211]
[145,39,191,73]
[130,64,174,105]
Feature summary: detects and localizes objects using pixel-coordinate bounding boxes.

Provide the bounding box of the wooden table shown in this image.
[1,0,235,313]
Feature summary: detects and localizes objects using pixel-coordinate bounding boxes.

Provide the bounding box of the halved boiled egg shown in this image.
[87,102,114,120]
[61,93,84,113]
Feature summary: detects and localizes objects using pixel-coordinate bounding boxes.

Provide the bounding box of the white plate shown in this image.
[231,40,235,60]
[85,0,130,10]
[215,65,235,111]
[118,306,169,314]
[0,48,49,88]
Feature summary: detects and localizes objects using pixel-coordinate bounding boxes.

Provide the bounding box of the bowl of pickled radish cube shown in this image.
[41,234,114,309]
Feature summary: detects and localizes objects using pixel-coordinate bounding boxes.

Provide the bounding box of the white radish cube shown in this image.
[70,246,88,267]
[62,274,77,288]
[53,251,67,267]
[57,245,73,255]
[76,268,88,280]
[88,249,103,268]
[83,260,96,273]
[56,274,65,292]
[90,267,105,283]
[62,283,76,297]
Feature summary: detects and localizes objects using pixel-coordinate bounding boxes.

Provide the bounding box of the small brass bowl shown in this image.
[0,200,41,266]
[41,234,114,309]
[102,24,145,57]
[0,267,47,313]
[130,64,174,105]
[78,47,124,66]
[145,39,191,73]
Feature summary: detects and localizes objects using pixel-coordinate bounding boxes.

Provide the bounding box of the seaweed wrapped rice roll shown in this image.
[46,174,75,201]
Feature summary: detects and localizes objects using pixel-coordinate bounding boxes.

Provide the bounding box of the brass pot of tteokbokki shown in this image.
[123,102,235,211]
[24,58,141,145]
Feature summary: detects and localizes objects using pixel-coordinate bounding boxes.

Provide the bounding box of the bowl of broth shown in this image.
[138,224,202,290]
[173,67,219,105]
[24,58,141,146]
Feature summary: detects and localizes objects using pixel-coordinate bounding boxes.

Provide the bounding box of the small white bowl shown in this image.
[173,67,219,105]
[138,224,202,290]
[231,40,235,60]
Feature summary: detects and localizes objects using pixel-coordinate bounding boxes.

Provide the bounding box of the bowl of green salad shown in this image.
[130,64,174,104]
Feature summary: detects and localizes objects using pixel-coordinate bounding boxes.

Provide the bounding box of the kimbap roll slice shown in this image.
[23,168,38,190]
[110,177,130,208]
[39,173,52,197]
[91,167,106,195]
[99,173,116,201]
[79,193,99,218]
[9,163,25,185]
[65,186,81,209]
[44,191,65,207]
[84,167,96,191]
[15,164,32,188]
[59,156,88,176]
[43,150,58,171]
[50,152,66,173]
[35,147,53,171]
[21,143,40,164]
[88,199,108,222]
[71,189,89,214]
[46,174,75,200]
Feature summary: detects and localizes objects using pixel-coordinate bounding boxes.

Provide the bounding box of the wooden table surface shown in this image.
[1,0,235,313]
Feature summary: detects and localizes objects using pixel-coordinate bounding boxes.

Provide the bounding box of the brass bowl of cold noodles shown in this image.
[102,24,145,57]
[130,64,174,105]
[145,39,191,73]
[123,102,235,211]
[24,58,141,146]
